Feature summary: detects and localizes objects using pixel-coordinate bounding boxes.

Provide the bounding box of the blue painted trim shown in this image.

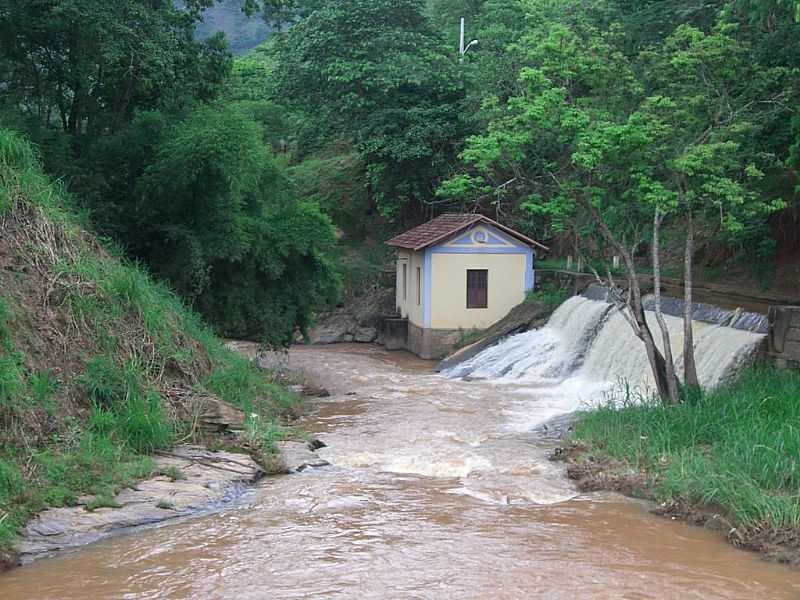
[525,248,535,292]
[449,236,475,246]
[479,224,528,248]
[438,224,529,250]
[484,232,508,245]
[431,247,529,255]
[423,249,432,328]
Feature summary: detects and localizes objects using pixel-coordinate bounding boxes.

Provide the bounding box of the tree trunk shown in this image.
[683,202,700,390]
[69,78,87,136]
[652,210,681,404]
[576,195,674,402]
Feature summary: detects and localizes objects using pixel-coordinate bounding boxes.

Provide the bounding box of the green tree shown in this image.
[440,6,794,403]
[89,104,340,346]
[268,0,466,219]
[631,25,789,390]
[0,0,231,140]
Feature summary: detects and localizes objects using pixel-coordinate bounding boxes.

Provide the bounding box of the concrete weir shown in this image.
[443,289,768,396]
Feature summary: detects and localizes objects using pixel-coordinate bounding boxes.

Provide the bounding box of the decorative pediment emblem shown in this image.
[444,225,518,248]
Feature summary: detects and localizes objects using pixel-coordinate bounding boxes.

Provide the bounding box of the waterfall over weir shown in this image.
[444,293,766,420]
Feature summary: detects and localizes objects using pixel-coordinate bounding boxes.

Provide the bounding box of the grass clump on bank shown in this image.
[573,367,800,532]
[0,129,303,558]
[455,327,484,350]
[525,282,570,310]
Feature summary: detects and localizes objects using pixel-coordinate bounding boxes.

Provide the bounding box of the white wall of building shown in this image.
[429,252,527,330]
[396,250,425,328]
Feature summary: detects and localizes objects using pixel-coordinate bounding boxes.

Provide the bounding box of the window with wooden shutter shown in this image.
[466,269,488,309]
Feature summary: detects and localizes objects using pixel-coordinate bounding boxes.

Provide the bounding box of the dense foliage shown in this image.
[0,0,340,345]
[268,0,466,220]
[84,104,339,345]
[235,0,800,267]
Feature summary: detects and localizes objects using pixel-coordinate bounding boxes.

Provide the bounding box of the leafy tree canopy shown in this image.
[0,0,231,139]
[268,0,467,218]
[89,103,340,346]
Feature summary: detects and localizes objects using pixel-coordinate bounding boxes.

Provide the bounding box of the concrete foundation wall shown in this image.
[407,322,464,360]
[767,306,800,368]
[383,318,409,351]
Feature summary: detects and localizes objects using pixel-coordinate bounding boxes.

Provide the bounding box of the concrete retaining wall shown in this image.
[407,322,464,360]
[383,318,409,351]
[767,306,800,368]
[379,318,464,360]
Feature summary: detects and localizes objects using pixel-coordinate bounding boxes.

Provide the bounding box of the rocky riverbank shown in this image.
[0,141,319,577]
[7,441,329,569]
[304,285,395,345]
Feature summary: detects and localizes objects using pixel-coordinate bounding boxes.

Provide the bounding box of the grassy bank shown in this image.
[570,367,800,560]
[0,130,301,562]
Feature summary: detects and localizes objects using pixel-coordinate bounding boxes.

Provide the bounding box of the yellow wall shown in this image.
[430,253,526,330]
[396,250,425,328]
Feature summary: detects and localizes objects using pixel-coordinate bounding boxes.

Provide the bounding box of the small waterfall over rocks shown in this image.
[444,288,767,416]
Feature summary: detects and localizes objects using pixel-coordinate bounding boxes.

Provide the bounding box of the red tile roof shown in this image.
[386,214,549,252]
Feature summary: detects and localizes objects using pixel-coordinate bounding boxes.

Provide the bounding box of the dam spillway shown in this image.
[444,292,767,418]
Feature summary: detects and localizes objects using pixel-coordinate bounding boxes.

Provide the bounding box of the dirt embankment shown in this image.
[552,443,800,568]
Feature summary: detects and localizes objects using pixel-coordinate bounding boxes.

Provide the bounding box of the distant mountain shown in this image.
[197,0,273,55]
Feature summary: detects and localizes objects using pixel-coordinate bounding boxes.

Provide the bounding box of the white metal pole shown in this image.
[460,17,465,57]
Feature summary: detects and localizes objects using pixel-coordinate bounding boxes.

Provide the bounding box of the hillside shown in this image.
[197,0,273,55]
[0,131,299,567]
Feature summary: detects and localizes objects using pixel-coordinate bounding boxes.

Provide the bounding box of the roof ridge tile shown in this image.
[386,214,548,252]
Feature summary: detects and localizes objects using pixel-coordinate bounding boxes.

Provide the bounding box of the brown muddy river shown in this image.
[3,344,799,599]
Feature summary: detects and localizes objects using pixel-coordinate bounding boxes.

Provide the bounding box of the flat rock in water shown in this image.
[277,441,330,473]
[531,412,577,440]
[15,447,263,562]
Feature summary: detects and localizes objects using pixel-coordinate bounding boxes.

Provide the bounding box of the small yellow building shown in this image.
[386,214,548,359]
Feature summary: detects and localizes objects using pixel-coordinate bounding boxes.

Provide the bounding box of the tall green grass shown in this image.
[0,298,56,413]
[574,367,800,530]
[0,434,156,547]
[81,356,174,453]
[0,298,24,409]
